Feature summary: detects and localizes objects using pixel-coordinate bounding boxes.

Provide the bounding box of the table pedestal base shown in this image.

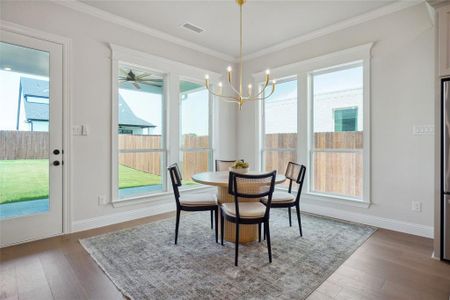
[217,187,258,244]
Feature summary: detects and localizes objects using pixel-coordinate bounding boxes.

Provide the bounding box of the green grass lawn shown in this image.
[0,160,166,204]
[118,164,161,189]
[0,160,49,204]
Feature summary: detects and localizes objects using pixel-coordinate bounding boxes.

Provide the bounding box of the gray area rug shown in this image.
[80,210,376,300]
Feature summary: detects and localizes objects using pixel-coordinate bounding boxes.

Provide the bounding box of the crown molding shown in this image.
[53,0,234,62]
[240,0,425,62]
[53,0,424,64]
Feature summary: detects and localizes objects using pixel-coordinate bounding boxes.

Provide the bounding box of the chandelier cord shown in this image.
[239,2,243,96]
[204,0,276,110]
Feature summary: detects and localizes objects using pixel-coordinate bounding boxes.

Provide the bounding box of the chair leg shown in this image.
[215,208,219,243]
[266,221,272,263]
[210,210,213,229]
[263,222,266,240]
[258,222,261,243]
[288,207,292,227]
[235,223,240,266]
[296,204,303,237]
[175,209,180,245]
[220,213,224,246]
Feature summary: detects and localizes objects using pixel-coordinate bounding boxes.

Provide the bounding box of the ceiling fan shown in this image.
[118,68,163,90]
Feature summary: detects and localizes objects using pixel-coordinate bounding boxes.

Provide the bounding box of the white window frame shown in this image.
[260,76,298,187]
[179,76,214,189]
[309,61,365,201]
[253,43,372,206]
[111,44,221,205]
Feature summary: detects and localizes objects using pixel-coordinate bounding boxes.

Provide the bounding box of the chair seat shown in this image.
[262,191,295,204]
[179,193,217,207]
[221,202,266,219]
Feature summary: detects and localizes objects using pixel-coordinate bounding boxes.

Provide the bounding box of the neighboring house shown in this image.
[264,88,362,134]
[118,95,156,134]
[313,88,363,133]
[17,77,156,134]
[17,77,50,132]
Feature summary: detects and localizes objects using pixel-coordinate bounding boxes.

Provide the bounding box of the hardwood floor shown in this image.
[1,212,449,300]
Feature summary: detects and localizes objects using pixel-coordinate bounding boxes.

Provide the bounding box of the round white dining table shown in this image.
[192,171,286,243]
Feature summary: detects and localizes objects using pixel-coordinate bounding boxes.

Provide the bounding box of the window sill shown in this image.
[303,192,371,208]
[112,191,173,208]
[112,185,216,208]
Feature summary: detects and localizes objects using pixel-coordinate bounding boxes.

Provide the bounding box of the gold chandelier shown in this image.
[204,0,276,110]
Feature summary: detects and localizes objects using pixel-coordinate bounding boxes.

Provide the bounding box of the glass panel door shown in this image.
[0,30,63,246]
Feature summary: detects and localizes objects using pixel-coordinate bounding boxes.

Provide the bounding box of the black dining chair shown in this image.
[168,163,218,244]
[220,171,276,266]
[215,159,245,172]
[261,162,306,236]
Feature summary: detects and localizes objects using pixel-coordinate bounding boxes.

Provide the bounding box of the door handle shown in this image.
[53,149,60,155]
[53,160,60,166]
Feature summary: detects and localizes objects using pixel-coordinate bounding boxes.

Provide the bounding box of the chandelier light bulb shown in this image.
[265,69,270,75]
[205,74,210,80]
[272,79,277,84]
[218,82,223,87]
[227,66,232,72]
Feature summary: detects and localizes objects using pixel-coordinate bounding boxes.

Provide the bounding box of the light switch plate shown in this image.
[72,125,82,136]
[413,125,434,135]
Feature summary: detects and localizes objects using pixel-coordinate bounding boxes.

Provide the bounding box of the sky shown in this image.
[119,85,209,136]
[313,65,363,94]
[1,65,363,135]
[180,87,209,137]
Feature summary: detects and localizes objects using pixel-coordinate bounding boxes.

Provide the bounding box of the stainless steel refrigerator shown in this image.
[442,77,450,261]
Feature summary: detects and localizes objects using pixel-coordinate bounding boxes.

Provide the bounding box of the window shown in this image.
[310,63,364,200]
[179,80,212,186]
[262,78,297,187]
[26,96,49,104]
[334,107,357,132]
[111,45,220,203]
[116,63,166,199]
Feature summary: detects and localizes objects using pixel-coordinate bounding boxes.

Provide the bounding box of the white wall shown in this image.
[0,1,237,227]
[238,3,435,236]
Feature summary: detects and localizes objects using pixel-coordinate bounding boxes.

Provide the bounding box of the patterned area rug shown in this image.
[80,210,376,300]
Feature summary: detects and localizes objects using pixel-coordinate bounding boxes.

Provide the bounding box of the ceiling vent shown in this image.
[181,22,205,34]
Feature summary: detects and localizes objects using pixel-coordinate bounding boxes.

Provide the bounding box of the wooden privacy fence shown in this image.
[264,131,363,198]
[0,131,49,160]
[118,134,209,179]
[1,130,363,197]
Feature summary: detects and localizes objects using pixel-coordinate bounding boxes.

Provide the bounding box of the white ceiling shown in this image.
[80,0,402,59]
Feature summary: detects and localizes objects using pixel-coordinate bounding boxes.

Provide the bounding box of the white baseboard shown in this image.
[72,200,175,233]
[301,202,434,238]
[71,193,434,239]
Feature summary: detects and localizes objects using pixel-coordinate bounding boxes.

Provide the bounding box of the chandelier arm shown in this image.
[227,76,243,97]
[205,84,240,102]
[246,83,276,101]
[252,77,270,98]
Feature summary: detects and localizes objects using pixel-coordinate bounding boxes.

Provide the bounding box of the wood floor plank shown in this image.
[14,256,53,300]
[1,213,449,300]
[65,250,123,300]
[0,263,18,300]
[39,250,88,300]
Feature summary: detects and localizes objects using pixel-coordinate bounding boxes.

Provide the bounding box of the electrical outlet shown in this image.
[413,125,434,135]
[98,195,107,205]
[412,201,422,212]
